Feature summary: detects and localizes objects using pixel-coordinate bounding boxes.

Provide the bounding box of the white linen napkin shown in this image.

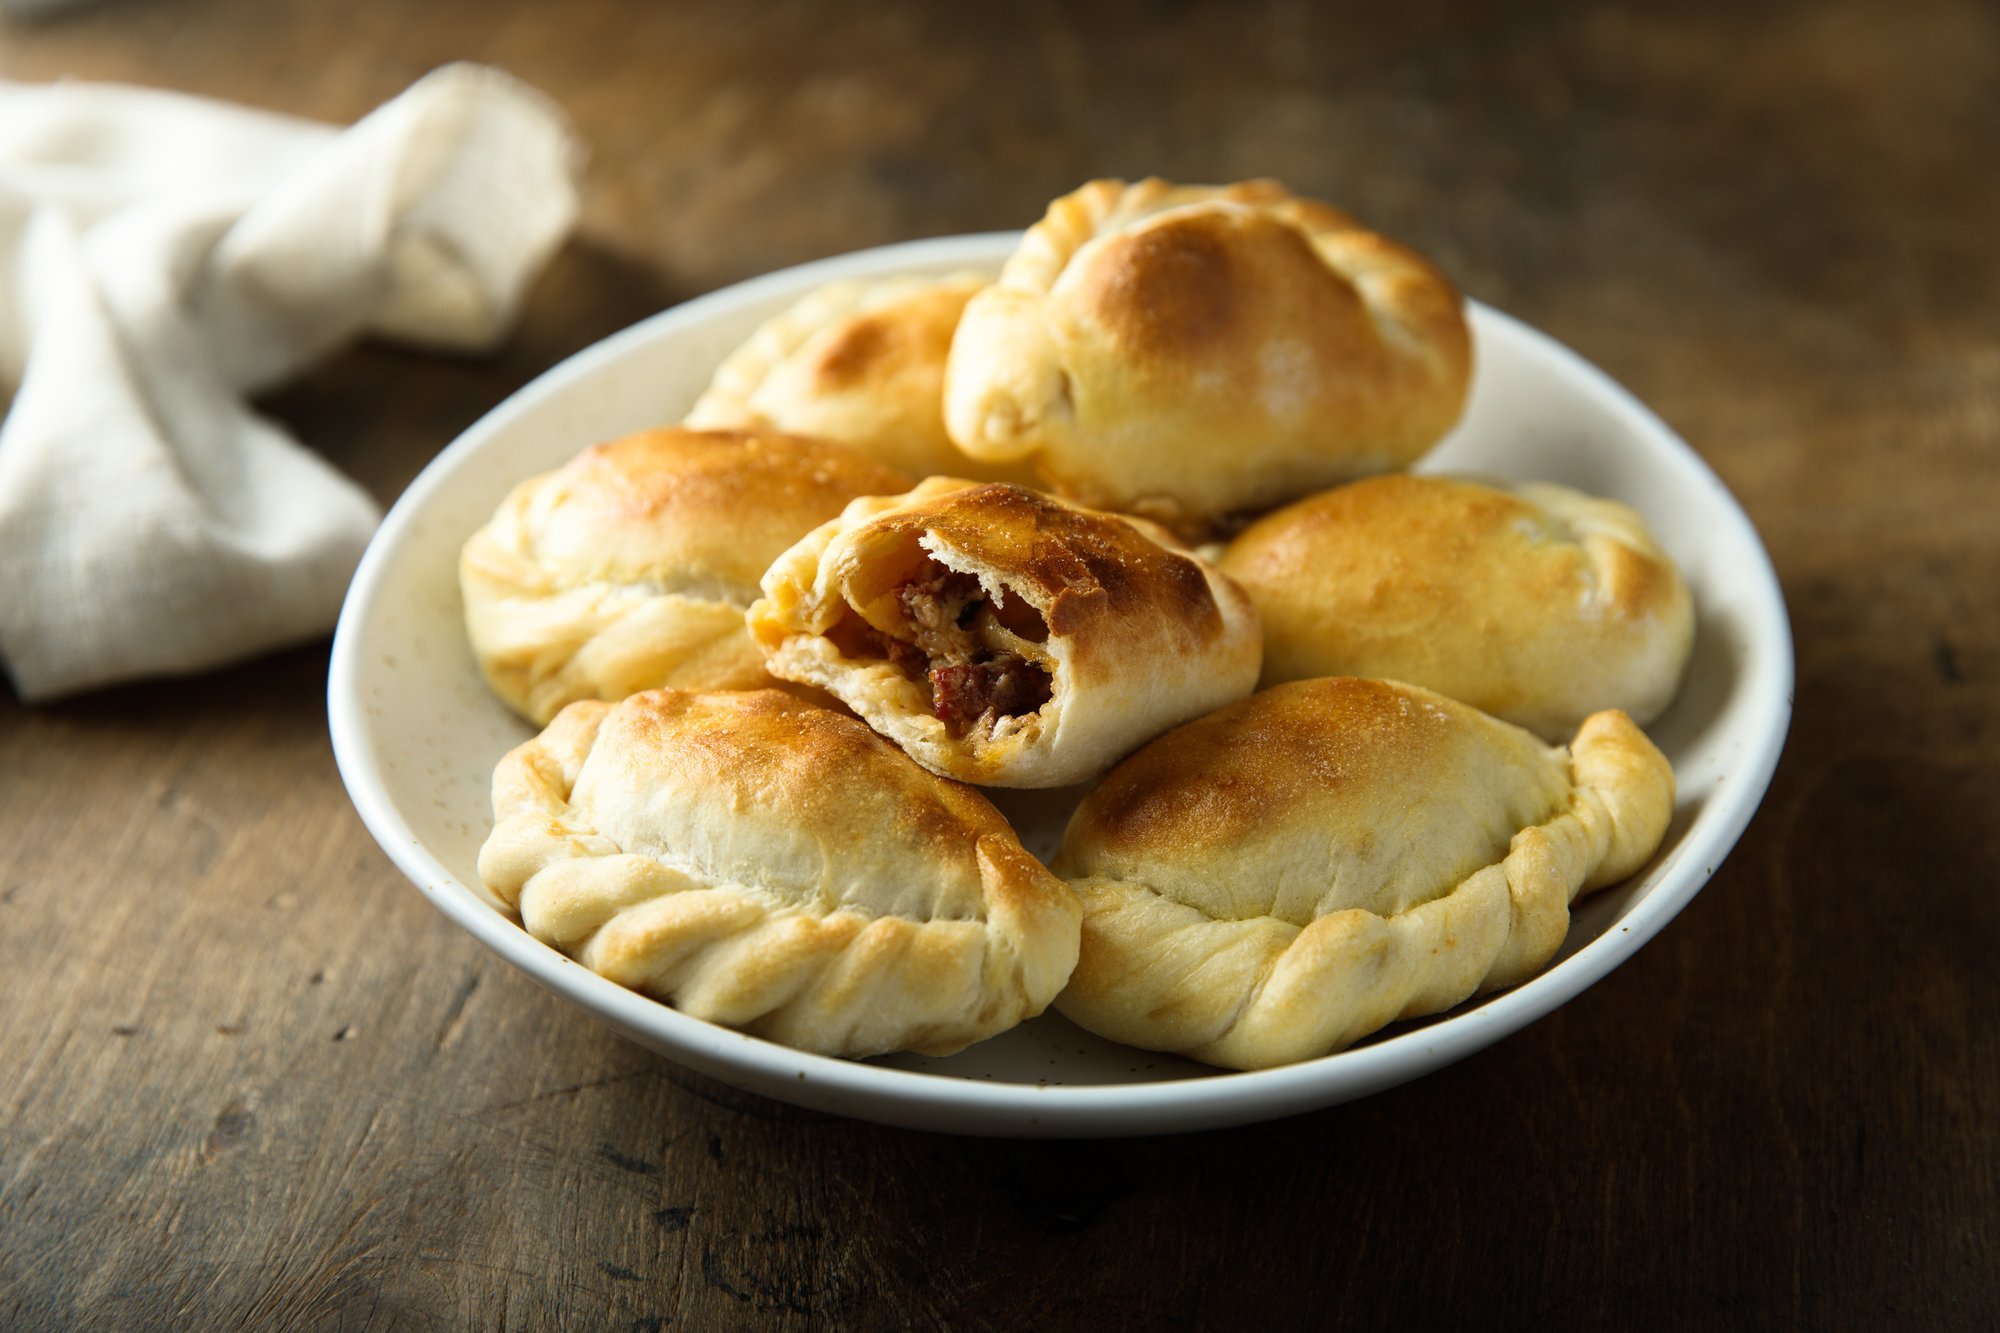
[0,64,580,700]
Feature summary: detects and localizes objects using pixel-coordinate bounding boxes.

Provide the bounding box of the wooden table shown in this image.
[4,2,1995,1327]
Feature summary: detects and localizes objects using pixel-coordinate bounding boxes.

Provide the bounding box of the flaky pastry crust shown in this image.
[1052,677,1674,1070]
[460,427,909,724]
[748,478,1262,788]
[685,272,1036,484]
[477,688,1082,1057]
[943,177,1472,535]
[1220,475,1695,740]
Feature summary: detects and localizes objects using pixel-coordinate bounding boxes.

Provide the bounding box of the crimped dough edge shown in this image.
[477,695,1082,1058]
[1051,707,1674,1070]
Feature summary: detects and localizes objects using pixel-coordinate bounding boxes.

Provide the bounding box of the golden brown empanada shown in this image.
[943,177,1472,535]
[1053,677,1674,1070]
[747,477,1262,788]
[685,272,1034,484]
[478,688,1082,1058]
[1220,475,1694,741]
[460,427,909,724]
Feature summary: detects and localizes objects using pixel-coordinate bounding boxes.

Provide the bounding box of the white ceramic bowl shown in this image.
[329,234,1793,1137]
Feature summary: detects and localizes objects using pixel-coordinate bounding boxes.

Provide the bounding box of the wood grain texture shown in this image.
[2,0,1996,1327]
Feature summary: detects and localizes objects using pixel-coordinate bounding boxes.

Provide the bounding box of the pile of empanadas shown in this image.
[463,177,1693,1071]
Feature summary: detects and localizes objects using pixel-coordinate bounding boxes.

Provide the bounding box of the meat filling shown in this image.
[885,568,1053,736]
[930,657,1054,731]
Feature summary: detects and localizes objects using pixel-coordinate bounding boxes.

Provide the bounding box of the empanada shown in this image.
[1053,677,1674,1070]
[748,477,1262,788]
[943,177,1472,535]
[1220,475,1694,740]
[478,688,1082,1058]
[686,272,1033,484]
[460,427,909,724]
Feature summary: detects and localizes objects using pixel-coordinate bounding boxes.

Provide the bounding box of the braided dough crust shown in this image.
[478,688,1081,1058]
[1052,677,1674,1069]
[748,477,1262,787]
[685,272,1034,484]
[1221,475,1695,740]
[943,178,1471,535]
[460,427,908,724]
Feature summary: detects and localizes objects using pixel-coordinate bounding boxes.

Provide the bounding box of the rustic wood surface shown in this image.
[2,1,1995,1327]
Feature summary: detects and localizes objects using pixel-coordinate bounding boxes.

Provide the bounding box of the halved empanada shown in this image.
[685,272,1033,484]
[1220,475,1695,740]
[747,477,1262,788]
[478,688,1081,1058]
[1053,677,1674,1070]
[943,177,1472,535]
[460,427,909,724]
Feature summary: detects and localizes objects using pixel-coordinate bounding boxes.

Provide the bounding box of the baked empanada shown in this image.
[478,688,1081,1058]
[943,177,1472,535]
[685,272,1033,484]
[1053,677,1674,1070]
[1220,475,1695,740]
[748,477,1262,788]
[460,427,909,724]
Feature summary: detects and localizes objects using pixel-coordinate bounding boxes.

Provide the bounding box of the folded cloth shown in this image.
[0,64,580,700]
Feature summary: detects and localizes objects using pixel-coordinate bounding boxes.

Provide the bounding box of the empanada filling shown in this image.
[831,561,1053,738]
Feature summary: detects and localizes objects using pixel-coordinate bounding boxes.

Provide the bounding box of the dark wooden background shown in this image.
[3,1,1995,1327]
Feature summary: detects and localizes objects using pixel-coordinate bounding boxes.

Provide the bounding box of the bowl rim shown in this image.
[328,232,1794,1135]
